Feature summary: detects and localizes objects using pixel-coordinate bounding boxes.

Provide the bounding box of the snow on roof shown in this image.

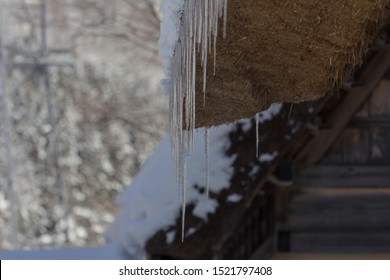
[259,151,278,163]
[226,193,242,203]
[106,124,236,258]
[239,103,283,133]
[158,0,184,96]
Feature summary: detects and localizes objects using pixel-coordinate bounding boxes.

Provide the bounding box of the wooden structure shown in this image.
[276,37,390,257]
[146,22,390,259]
[278,78,390,258]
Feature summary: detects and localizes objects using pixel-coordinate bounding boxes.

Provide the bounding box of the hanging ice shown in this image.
[159,0,228,240]
[256,113,260,158]
[205,127,210,197]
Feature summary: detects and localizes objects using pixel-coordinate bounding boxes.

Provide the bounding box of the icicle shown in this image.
[181,158,187,242]
[169,0,228,241]
[202,0,209,105]
[256,113,260,158]
[212,1,220,75]
[223,0,228,38]
[205,127,210,197]
[213,24,217,75]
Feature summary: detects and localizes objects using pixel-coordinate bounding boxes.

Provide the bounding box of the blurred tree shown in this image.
[0,0,167,249]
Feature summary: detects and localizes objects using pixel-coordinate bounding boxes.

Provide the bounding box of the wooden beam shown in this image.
[289,232,390,253]
[249,236,275,260]
[296,45,390,167]
[275,253,390,260]
[295,165,390,187]
[349,116,390,127]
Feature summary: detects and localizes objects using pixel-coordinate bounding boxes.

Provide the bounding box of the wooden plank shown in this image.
[295,165,390,187]
[319,125,390,165]
[341,128,370,165]
[349,116,390,127]
[318,130,344,165]
[365,80,390,116]
[296,45,390,167]
[368,126,390,164]
[289,191,390,229]
[353,79,390,118]
[297,164,390,176]
[249,236,275,260]
[290,232,390,253]
[274,253,390,260]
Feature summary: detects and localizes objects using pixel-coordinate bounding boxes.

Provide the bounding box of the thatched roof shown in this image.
[196,0,390,127]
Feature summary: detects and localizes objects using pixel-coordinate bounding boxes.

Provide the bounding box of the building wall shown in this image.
[320,79,390,165]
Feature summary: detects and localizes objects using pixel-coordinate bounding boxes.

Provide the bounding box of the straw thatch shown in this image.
[195,0,390,127]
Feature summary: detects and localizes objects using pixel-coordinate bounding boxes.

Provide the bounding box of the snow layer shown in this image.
[0,243,127,260]
[106,124,236,258]
[240,103,283,133]
[226,193,242,203]
[165,230,176,244]
[186,227,197,237]
[158,0,185,96]
[259,151,278,163]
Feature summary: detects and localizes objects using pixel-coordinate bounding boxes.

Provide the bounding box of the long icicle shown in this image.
[205,127,210,197]
[203,0,208,105]
[170,0,228,241]
[256,113,260,158]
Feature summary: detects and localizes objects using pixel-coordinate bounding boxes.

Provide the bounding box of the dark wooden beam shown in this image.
[296,45,390,167]
[290,231,390,253]
[249,236,275,260]
[349,116,390,127]
[295,165,390,187]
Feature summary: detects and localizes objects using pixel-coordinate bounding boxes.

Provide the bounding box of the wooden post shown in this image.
[296,45,390,167]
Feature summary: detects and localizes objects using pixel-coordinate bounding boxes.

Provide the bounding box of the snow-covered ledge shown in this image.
[106,125,236,258]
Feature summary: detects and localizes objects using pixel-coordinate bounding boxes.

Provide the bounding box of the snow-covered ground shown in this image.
[106,124,237,258]
[0,243,128,260]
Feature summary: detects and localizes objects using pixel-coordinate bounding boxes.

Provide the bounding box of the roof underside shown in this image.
[195,0,390,127]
